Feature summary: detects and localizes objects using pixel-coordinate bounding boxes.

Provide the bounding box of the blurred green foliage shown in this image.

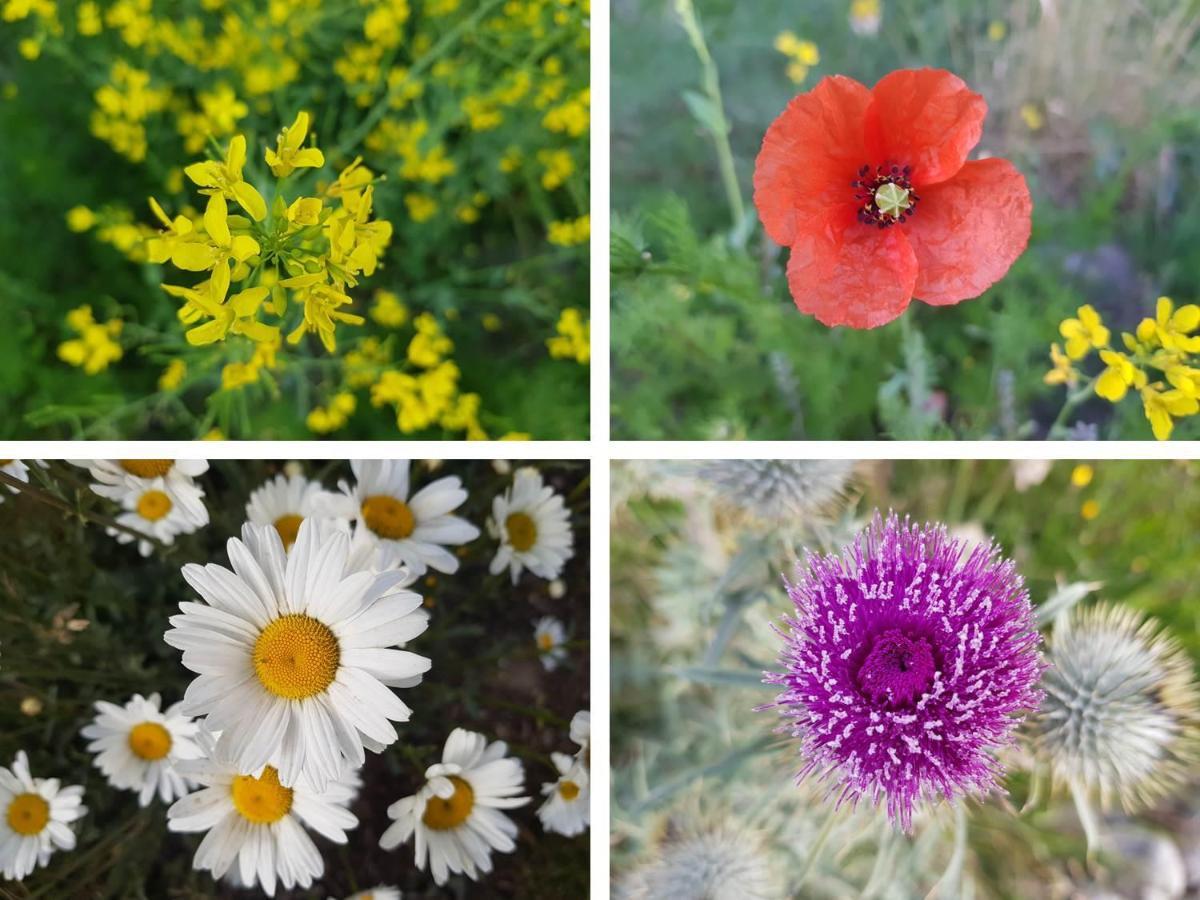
[0,459,590,898]
[611,0,1200,439]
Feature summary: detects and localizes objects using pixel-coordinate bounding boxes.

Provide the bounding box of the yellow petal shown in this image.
[1172,305,1200,333]
[230,287,270,316]
[280,273,323,288]
[236,320,281,343]
[1095,368,1129,402]
[171,242,217,271]
[1078,305,1099,328]
[185,161,220,188]
[292,147,324,169]
[1064,335,1089,360]
[1145,403,1173,441]
[148,197,173,229]
[227,135,246,175]
[1136,318,1157,343]
[232,182,267,222]
[204,195,231,246]
[287,111,308,150]
[211,260,231,303]
[1156,296,1173,325]
[231,234,260,262]
[186,319,229,345]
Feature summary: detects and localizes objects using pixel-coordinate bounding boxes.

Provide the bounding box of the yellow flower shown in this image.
[548,215,589,247]
[1059,304,1109,360]
[18,38,40,60]
[58,305,124,375]
[547,308,589,364]
[201,428,224,440]
[1070,464,1093,488]
[77,1,102,35]
[1080,499,1100,521]
[1020,103,1045,131]
[987,20,1007,42]
[1141,385,1200,441]
[286,196,323,227]
[158,359,187,391]
[405,193,438,222]
[281,274,364,353]
[407,313,452,367]
[162,260,276,346]
[66,206,97,232]
[1094,349,1145,402]
[1044,342,1077,387]
[306,392,356,434]
[221,361,260,391]
[170,194,260,272]
[1141,296,1200,353]
[370,290,409,327]
[265,111,325,178]
[499,432,531,441]
[185,134,267,221]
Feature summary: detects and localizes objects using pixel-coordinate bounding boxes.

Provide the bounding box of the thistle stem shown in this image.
[793,808,838,891]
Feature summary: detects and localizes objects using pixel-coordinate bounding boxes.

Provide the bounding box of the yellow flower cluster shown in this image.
[154,115,390,364]
[91,61,171,162]
[1047,300,1200,440]
[774,31,820,85]
[57,305,123,374]
[548,215,590,247]
[547,308,590,365]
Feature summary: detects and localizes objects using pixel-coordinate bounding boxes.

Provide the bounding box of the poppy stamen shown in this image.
[852,162,918,228]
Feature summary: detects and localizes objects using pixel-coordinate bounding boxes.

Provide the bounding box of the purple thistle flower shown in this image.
[765,512,1043,831]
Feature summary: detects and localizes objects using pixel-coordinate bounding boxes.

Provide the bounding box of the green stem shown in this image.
[1048,375,1099,438]
[674,0,746,228]
[0,471,166,550]
[793,808,838,891]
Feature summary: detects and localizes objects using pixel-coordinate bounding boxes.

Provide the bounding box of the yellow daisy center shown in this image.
[137,489,173,521]
[273,514,304,549]
[537,632,555,651]
[253,614,340,699]
[506,512,538,552]
[230,766,293,824]
[362,494,415,539]
[558,779,580,801]
[6,793,49,836]
[128,721,173,761]
[120,459,175,478]
[0,459,12,465]
[422,775,475,831]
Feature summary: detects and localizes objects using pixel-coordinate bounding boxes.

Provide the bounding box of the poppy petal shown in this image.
[753,75,872,247]
[786,220,918,329]
[905,158,1032,307]
[865,68,986,187]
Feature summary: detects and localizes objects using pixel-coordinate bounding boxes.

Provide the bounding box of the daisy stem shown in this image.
[674,0,747,229]
[0,471,168,551]
[25,809,149,899]
[792,807,838,891]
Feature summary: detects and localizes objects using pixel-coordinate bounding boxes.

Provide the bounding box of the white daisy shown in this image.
[0,459,31,502]
[80,692,203,806]
[109,476,209,556]
[163,519,431,790]
[488,467,574,584]
[336,460,480,575]
[570,709,590,770]
[537,752,589,837]
[73,458,209,500]
[245,472,342,551]
[533,616,568,670]
[0,751,87,881]
[379,728,529,886]
[341,888,402,900]
[167,730,359,896]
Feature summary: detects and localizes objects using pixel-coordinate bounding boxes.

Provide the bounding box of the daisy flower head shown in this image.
[245,472,342,551]
[164,519,431,790]
[167,730,358,896]
[74,458,209,500]
[80,692,202,807]
[754,68,1032,328]
[537,752,589,837]
[109,475,209,556]
[379,728,529,886]
[766,512,1043,832]
[533,616,568,670]
[488,466,574,584]
[0,751,87,881]
[1029,602,1200,813]
[338,460,479,575]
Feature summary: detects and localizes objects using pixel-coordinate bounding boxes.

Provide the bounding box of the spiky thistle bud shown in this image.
[1028,602,1200,813]
[694,460,855,525]
[617,824,778,900]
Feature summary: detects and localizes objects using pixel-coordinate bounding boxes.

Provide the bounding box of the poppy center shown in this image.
[422,775,475,830]
[128,721,173,760]
[852,164,919,228]
[230,766,293,824]
[6,793,49,836]
[855,628,936,706]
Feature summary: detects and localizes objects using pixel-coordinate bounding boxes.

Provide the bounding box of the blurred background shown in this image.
[611,0,1200,440]
[612,458,1200,898]
[0,459,589,898]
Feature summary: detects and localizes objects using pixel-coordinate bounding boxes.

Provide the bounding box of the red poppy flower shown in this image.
[754,68,1032,329]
